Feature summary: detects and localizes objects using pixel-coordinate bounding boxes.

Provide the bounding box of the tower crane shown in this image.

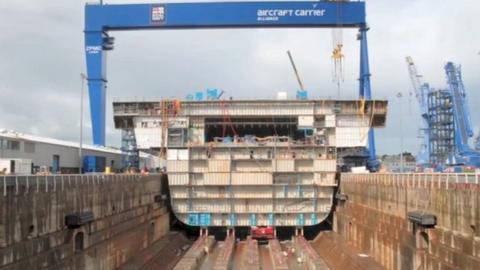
[405,56,431,166]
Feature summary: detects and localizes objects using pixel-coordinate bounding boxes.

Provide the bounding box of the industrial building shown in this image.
[0,129,159,174]
[113,99,388,227]
[380,153,416,172]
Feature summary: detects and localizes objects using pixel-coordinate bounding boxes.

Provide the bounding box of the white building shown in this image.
[0,129,159,174]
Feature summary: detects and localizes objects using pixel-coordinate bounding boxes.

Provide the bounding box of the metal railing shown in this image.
[342,173,480,185]
[0,174,143,196]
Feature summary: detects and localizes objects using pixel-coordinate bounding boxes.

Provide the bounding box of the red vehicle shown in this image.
[251,226,275,240]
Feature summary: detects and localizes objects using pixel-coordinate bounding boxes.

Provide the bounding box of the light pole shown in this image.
[0,137,3,159]
[80,73,87,173]
[397,92,404,173]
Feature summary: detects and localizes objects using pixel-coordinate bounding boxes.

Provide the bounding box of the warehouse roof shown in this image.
[0,129,152,158]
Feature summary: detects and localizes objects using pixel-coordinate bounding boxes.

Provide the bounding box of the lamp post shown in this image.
[80,73,87,173]
[397,92,404,173]
[0,137,3,159]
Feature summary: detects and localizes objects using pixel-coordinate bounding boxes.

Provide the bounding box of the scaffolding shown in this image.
[159,100,181,159]
[428,90,454,165]
[121,129,139,170]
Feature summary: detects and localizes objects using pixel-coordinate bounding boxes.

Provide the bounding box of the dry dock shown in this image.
[1,173,479,270]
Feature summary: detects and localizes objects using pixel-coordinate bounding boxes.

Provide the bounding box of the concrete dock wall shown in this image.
[336,173,480,270]
[0,174,169,270]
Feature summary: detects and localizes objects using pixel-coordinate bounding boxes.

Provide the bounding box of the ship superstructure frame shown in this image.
[113,99,387,227]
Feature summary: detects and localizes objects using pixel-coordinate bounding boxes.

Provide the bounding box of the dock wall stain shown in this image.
[335,173,480,270]
[0,174,169,270]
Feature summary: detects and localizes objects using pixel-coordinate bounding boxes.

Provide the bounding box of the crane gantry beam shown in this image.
[84,1,380,170]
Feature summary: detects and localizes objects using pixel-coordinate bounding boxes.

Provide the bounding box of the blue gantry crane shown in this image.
[84,1,380,171]
[407,57,480,169]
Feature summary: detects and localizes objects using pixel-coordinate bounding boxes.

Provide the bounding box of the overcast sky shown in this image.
[0,0,479,155]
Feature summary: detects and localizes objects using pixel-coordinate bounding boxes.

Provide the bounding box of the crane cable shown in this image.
[331,0,345,98]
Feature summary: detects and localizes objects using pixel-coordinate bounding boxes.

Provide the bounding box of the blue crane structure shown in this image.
[407,57,480,168]
[84,1,380,171]
[444,62,480,167]
[406,57,431,165]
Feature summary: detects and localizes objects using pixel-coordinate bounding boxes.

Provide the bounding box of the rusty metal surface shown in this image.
[198,240,222,270]
[240,237,260,270]
[0,174,167,270]
[258,242,275,270]
[293,236,330,270]
[311,232,383,270]
[185,236,332,270]
[213,234,235,270]
[174,235,216,270]
[279,241,309,270]
[337,173,480,270]
[118,232,192,270]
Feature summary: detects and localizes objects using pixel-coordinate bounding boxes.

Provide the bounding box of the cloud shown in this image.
[0,0,479,156]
